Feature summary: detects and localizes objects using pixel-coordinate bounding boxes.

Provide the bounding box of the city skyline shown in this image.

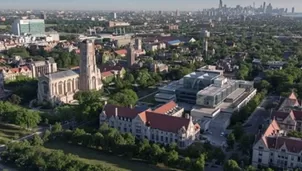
[1,0,302,12]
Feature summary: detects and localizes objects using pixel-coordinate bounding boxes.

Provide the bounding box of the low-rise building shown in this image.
[27,57,57,78]
[0,66,32,81]
[100,101,199,148]
[252,119,302,169]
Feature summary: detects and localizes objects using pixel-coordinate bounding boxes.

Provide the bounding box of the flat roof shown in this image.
[158,79,183,92]
[184,71,219,80]
[226,88,245,100]
[212,112,232,123]
[197,80,236,96]
[155,93,175,99]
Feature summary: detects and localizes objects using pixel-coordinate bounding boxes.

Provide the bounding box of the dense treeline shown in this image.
[50,123,214,171]
[0,101,41,128]
[1,141,117,171]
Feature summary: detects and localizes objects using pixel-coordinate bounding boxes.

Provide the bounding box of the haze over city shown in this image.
[1,0,302,11]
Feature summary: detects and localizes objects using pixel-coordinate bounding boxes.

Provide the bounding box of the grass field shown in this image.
[0,123,32,144]
[45,141,180,171]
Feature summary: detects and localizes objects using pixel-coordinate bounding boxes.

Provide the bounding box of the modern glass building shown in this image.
[12,19,45,36]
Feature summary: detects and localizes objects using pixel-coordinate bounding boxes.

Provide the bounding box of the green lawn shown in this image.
[0,123,32,144]
[44,141,180,171]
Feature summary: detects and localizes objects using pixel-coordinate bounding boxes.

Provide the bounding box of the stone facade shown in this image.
[100,101,200,148]
[37,39,103,105]
[79,39,103,91]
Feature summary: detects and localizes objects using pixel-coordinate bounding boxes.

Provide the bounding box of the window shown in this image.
[258,146,264,150]
[151,134,154,140]
[124,127,127,132]
[165,137,168,143]
[161,136,163,141]
[58,81,63,94]
[258,158,262,163]
[67,80,72,92]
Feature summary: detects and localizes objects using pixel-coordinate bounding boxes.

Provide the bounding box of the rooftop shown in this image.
[197,79,236,96]
[44,70,78,80]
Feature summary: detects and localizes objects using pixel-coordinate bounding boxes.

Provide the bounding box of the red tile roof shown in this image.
[289,92,298,100]
[103,101,198,134]
[139,111,190,133]
[261,119,280,147]
[103,104,143,119]
[100,65,123,72]
[153,101,178,114]
[102,71,114,78]
[115,49,127,56]
[272,110,302,122]
[1,66,31,73]
[266,136,302,153]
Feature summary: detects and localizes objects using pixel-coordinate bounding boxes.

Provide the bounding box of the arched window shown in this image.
[58,81,63,95]
[92,76,96,90]
[67,80,72,92]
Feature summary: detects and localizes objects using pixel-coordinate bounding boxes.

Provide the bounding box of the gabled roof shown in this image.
[261,119,280,147]
[100,65,123,72]
[139,111,191,133]
[153,101,178,114]
[266,136,302,153]
[103,104,145,119]
[289,92,298,100]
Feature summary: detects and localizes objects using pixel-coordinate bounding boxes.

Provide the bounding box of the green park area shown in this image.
[44,141,179,171]
[0,123,33,144]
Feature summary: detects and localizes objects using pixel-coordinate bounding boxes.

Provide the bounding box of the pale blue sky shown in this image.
[1,0,302,11]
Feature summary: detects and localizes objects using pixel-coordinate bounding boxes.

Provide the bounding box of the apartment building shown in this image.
[252,120,302,169]
[99,101,200,148]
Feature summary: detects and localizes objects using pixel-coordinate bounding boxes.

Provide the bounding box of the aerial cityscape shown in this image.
[0,0,302,171]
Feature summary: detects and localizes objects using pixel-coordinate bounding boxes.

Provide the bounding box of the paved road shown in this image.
[243,96,276,135]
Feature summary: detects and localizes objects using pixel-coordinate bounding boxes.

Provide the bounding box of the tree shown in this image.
[12,109,41,129]
[42,130,51,142]
[192,154,205,171]
[233,123,244,140]
[224,160,241,171]
[52,122,63,133]
[31,134,44,146]
[109,89,138,107]
[8,94,21,105]
[150,144,164,164]
[164,150,179,166]
[227,133,235,149]
[245,165,257,171]
[74,91,104,120]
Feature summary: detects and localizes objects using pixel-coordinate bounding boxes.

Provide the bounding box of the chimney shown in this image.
[115,107,118,117]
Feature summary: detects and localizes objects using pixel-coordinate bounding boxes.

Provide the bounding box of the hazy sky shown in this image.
[1,0,302,11]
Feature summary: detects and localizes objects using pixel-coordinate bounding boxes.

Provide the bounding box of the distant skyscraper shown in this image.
[263,2,266,13]
[113,12,117,19]
[41,12,46,20]
[176,10,180,16]
[292,7,295,13]
[219,0,223,9]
